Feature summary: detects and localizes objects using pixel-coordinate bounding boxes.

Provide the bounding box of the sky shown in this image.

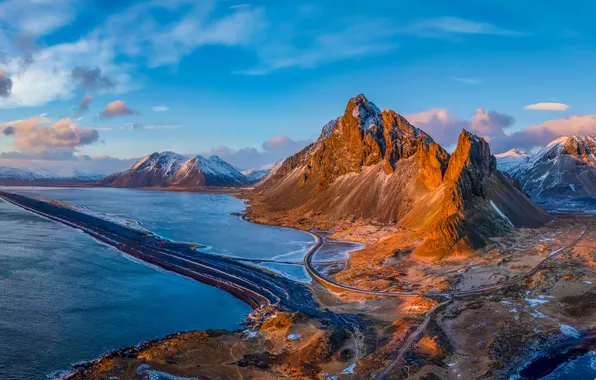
[0,0,595,174]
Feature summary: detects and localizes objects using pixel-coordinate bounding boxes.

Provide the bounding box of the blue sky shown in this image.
[0,0,595,173]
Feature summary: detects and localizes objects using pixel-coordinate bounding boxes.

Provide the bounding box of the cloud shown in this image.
[0,116,99,155]
[98,100,138,119]
[451,77,481,85]
[524,102,569,111]
[3,125,15,135]
[0,70,12,97]
[262,135,307,151]
[409,17,525,37]
[94,123,180,131]
[405,108,514,148]
[408,107,596,154]
[152,105,170,112]
[490,114,596,153]
[201,134,312,170]
[71,66,114,91]
[77,94,93,116]
[235,13,398,75]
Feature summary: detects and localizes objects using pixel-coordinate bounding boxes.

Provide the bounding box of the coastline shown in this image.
[0,189,367,378]
[2,186,595,378]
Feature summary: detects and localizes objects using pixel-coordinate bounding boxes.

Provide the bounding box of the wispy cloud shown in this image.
[152,105,170,112]
[235,14,399,75]
[524,102,569,111]
[94,123,180,131]
[409,17,526,37]
[77,95,93,116]
[451,77,482,85]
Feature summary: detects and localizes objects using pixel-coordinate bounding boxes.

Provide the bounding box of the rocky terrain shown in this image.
[252,95,550,259]
[511,135,596,199]
[494,148,529,172]
[101,151,249,188]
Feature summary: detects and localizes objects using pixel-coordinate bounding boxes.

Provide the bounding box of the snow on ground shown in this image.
[559,324,581,338]
[287,333,301,340]
[489,200,514,227]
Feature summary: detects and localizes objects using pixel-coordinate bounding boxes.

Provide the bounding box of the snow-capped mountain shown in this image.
[0,167,104,182]
[101,152,248,188]
[241,163,275,183]
[511,135,596,198]
[494,148,529,172]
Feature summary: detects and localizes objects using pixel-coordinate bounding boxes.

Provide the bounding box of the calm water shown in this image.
[6,187,316,259]
[0,188,315,379]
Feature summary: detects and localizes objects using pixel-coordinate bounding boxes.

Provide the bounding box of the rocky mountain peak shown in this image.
[344,94,381,126]
[511,134,596,198]
[445,129,496,197]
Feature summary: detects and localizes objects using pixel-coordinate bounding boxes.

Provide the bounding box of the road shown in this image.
[2,191,586,379]
[0,191,364,332]
[304,226,587,379]
[304,228,587,299]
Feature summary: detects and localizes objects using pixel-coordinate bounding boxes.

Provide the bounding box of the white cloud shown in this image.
[523,102,569,111]
[235,13,399,75]
[451,77,482,85]
[152,105,170,112]
[410,17,525,37]
[94,123,180,131]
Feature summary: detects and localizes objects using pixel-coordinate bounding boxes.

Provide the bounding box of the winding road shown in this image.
[303,226,587,379]
[1,190,587,379]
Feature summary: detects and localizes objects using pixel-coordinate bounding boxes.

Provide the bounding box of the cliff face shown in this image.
[405,130,550,258]
[256,96,551,259]
[256,95,450,225]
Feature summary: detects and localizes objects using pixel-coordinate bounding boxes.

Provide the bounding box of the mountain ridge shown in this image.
[100,152,250,188]
[511,134,596,198]
[253,94,550,258]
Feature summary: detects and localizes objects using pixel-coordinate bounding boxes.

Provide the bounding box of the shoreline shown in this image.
[0,190,365,378]
[2,187,593,378]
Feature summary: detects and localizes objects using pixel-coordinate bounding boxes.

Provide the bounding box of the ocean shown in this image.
[0,187,315,379]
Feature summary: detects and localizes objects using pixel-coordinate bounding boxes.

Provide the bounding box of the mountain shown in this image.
[405,130,549,258]
[0,167,104,182]
[511,135,596,198]
[494,148,529,172]
[101,152,247,188]
[254,95,550,258]
[241,168,271,183]
[241,163,276,183]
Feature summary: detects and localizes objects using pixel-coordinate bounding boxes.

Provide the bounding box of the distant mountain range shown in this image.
[100,152,271,188]
[507,135,596,199]
[0,167,104,182]
[254,94,549,258]
[494,148,529,172]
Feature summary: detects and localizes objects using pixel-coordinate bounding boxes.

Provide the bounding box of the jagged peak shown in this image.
[445,129,495,188]
[345,94,381,122]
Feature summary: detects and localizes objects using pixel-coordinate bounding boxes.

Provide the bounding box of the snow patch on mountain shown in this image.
[103,151,249,188]
[0,167,104,181]
[494,148,529,172]
[511,135,596,198]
